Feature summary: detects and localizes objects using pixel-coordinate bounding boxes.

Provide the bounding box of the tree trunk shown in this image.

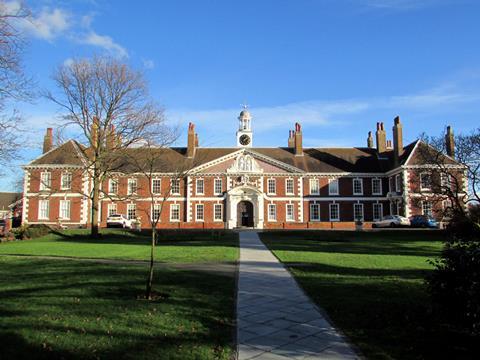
[145,229,156,299]
[91,174,100,238]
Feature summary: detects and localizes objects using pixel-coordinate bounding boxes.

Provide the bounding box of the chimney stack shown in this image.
[376,122,387,153]
[445,125,455,158]
[288,130,294,148]
[393,116,404,166]
[43,128,53,153]
[91,116,100,149]
[195,133,199,147]
[187,122,197,158]
[367,131,374,148]
[294,123,303,156]
[107,124,116,150]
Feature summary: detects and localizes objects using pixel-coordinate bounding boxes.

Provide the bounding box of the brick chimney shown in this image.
[367,131,374,148]
[106,124,116,150]
[187,122,197,158]
[376,122,387,153]
[445,125,455,158]
[288,130,294,148]
[294,123,303,156]
[43,128,53,153]
[91,116,100,149]
[393,116,404,166]
[195,133,199,147]
[386,140,393,149]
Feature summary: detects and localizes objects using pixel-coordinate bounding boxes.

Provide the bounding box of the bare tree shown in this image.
[417,128,480,220]
[0,1,31,171]
[45,56,166,237]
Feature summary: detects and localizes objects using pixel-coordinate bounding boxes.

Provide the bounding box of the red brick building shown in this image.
[21,110,464,229]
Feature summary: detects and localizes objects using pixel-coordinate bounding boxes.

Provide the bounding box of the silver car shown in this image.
[373,215,410,228]
[106,214,132,228]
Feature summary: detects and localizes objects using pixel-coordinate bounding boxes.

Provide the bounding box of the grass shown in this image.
[0,230,239,359]
[0,229,238,263]
[260,230,479,360]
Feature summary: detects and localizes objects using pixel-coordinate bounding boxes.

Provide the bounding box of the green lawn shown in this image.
[0,229,238,263]
[0,230,238,360]
[260,230,479,360]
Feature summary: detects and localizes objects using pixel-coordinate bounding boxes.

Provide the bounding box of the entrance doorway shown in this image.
[237,201,254,227]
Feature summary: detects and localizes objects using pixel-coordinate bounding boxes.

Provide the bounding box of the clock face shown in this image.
[239,134,251,146]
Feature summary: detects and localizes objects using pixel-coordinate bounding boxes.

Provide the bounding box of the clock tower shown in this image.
[236,107,253,147]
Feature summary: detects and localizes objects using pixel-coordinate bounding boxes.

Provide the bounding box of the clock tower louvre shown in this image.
[236,107,253,147]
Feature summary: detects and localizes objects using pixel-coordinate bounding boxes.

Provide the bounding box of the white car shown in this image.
[372,215,410,228]
[106,214,132,229]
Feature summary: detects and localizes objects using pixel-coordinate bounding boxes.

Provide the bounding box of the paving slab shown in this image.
[236,231,359,360]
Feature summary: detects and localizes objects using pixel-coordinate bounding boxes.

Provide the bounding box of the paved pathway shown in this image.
[237,231,359,360]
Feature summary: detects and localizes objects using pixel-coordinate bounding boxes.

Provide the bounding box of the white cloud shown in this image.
[22,7,71,40]
[142,59,155,70]
[78,31,128,58]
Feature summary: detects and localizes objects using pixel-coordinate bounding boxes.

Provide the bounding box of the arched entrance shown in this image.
[237,201,254,227]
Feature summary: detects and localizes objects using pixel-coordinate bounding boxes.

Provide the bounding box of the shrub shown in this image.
[12,224,52,240]
[427,214,480,335]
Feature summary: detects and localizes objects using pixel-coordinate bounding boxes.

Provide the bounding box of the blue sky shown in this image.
[3,0,480,189]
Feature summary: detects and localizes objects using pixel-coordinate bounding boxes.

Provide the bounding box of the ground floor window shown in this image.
[170,204,180,221]
[59,200,71,220]
[127,204,136,220]
[422,201,432,217]
[268,204,277,221]
[214,204,223,221]
[373,203,383,221]
[108,203,117,217]
[329,203,340,221]
[152,204,161,222]
[310,203,320,221]
[354,203,364,221]
[38,199,49,220]
[196,204,204,221]
[286,203,294,221]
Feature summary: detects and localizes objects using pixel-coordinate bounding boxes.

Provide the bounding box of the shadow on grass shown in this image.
[47,228,239,248]
[260,230,444,257]
[0,258,236,360]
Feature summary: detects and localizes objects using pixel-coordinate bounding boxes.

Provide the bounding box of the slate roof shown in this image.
[0,192,22,211]
[26,140,421,173]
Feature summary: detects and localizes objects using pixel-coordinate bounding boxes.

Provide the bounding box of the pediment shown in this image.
[193,149,304,174]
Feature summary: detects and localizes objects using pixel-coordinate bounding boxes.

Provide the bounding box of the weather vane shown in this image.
[240,101,249,110]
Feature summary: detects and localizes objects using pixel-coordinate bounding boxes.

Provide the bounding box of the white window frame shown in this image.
[441,173,451,190]
[286,178,294,195]
[59,200,71,220]
[107,203,117,217]
[422,201,432,217]
[127,203,136,220]
[329,203,340,221]
[127,178,137,195]
[38,199,49,220]
[170,203,180,221]
[151,203,161,222]
[267,179,276,195]
[39,172,51,191]
[328,178,339,195]
[171,179,180,195]
[152,178,162,195]
[372,178,382,195]
[196,178,204,195]
[61,173,72,190]
[354,203,364,221]
[373,203,383,221]
[353,178,363,195]
[395,174,401,192]
[196,204,204,221]
[310,203,320,221]
[109,179,118,194]
[214,178,222,195]
[268,204,277,221]
[420,172,431,191]
[214,203,223,221]
[286,203,294,221]
[310,178,320,195]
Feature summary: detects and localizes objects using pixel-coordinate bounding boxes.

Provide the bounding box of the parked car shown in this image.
[106,214,132,229]
[372,215,410,228]
[409,215,439,228]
